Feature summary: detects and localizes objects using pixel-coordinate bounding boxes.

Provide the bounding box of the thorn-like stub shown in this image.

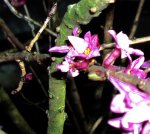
[108,0,115,4]
[51,57,56,61]
[58,106,64,113]
[90,7,97,14]
[56,26,60,33]
[138,80,145,89]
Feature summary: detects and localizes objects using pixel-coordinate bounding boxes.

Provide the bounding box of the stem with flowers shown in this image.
[49,26,150,133]
[47,1,111,134]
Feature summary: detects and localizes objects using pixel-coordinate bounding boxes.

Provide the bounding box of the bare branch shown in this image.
[0,17,25,50]
[26,3,57,52]
[88,65,150,94]
[0,52,50,63]
[129,0,145,39]
[3,0,57,37]
[100,36,150,50]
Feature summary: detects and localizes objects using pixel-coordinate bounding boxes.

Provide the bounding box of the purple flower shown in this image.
[103,30,145,79]
[108,75,150,133]
[25,73,33,81]
[108,30,144,65]
[108,101,150,133]
[49,28,100,77]
[108,30,131,59]
[48,46,70,53]
[142,122,150,134]
[56,59,90,77]
[11,0,27,7]
[72,27,80,36]
[49,31,100,60]
[141,59,150,69]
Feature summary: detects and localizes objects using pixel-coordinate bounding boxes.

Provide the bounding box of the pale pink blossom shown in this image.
[49,28,100,77]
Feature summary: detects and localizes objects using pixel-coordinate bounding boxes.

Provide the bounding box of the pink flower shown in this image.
[107,30,144,63]
[107,30,131,61]
[67,33,100,59]
[126,56,146,79]
[72,27,80,36]
[11,0,27,7]
[25,73,33,81]
[49,31,100,60]
[103,30,145,79]
[108,101,150,133]
[56,59,90,77]
[141,59,150,69]
[49,28,100,77]
[108,75,150,133]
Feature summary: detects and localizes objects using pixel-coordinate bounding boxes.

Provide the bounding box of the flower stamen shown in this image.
[84,48,91,55]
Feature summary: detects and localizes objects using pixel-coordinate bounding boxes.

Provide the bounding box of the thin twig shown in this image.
[0,52,50,63]
[0,129,7,134]
[89,117,103,134]
[103,3,115,62]
[29,66,48,97]
[3,0,57,37]
[66,99,82,134]
[20,92,46,113]
[0,13,48,95]
[0,17,25,50]
[42,0,48,13]
[104,3,115,43]
[26,3,57,52]
[100,36,150,50]
[0,17,26,94]
[23,4,40,52]
[88,65,150,95]
[12,60,26,94]
[67,75,88,134]
[129,0,145,39]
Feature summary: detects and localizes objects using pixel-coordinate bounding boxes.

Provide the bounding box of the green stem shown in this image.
[47,0,110,134]
[56,0,109,45]
[47,58,66,134]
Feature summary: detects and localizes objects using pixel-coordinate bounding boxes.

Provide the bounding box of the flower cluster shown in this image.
[49,28,150,133]
[104,30,150,133]
[49,27,100,77]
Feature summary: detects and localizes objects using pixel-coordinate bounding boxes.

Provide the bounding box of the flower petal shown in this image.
[68,36,88,53]
[116,31,131,49]
[84,31,91,43]
[56,61,69,72]
[87,49,100,59]
[72,27,80,36]
[110,94,129,113]
[69,69,79,77]
[141,60,150,69]
[49,46,70,53]
[130,56,145,69]
[91,34,100,48]
[142,122,150,134]
[130,69,147,79]
[108,118,121,128]
[108,30,117,44]
[122,102,150,126]
[127,48,144,56]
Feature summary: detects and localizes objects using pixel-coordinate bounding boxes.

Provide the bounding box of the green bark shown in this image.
[47,58,66,134]
[56,0,109,45]
[47,0,109,134]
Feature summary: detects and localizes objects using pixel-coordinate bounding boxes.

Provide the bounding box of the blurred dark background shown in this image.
[0,0,150,134]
